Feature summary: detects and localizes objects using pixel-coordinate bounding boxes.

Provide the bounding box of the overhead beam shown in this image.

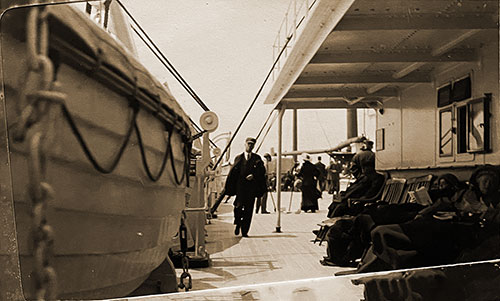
[309,49,478,64]
[335,14,498,31]
[431,29,481,56]
[393,62,426,79]
[366,29,481,94]
[295,72,431,85]
[393,29,481,79]
[279,99,374,109]
[285,87,398,98]
[366,83,391,95]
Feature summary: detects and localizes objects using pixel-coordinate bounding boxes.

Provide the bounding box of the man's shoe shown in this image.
[261,211,270,214]
[320,259,337,267]
[242,233,249,237]
[234,225,240,236]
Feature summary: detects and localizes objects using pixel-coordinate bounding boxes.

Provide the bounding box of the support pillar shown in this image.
[292,109,298,162]
[275,107,285,233]
[346,108,358,152]
[346,108,358,139]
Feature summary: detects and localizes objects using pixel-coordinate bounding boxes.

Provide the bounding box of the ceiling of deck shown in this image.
[274,0,498,109]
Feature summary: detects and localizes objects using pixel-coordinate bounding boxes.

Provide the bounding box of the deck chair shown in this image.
[347,176,406,209]
[376,178,407,205]
[399,174,435,205]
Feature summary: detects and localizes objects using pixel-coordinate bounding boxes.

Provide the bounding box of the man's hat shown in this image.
[246,137,256,144]
[264,153,271,159]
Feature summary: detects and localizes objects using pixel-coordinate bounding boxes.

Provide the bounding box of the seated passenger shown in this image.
[360,165,500,273]
[328,166,385,218]
[320,174,462,267]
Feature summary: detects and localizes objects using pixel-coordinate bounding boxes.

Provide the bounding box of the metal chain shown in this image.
[177,211,192,291]
[15,6,62,300]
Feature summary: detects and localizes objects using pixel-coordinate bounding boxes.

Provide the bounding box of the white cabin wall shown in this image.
[400,85,436,168]
[433,37,499,167]
[376,35,498,173]
[375,98,402,170]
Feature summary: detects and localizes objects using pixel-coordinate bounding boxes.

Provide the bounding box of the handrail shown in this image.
[272,0,318,80]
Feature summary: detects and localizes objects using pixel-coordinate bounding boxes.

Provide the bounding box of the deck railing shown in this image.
[272,0,317,80]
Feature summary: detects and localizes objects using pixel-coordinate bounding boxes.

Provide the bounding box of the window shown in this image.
[467,95,491,153]
[452,76,472,102]
[437,94,491,159]
[439,109,453,157]
[456,105,467,154]
[437,84,452,107]
[437,76,471,107]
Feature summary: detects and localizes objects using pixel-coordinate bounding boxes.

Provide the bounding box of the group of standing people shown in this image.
[222,137,341,236]
[221,137,376,236]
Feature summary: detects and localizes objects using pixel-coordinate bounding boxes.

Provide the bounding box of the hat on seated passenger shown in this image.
[301,153,311,162]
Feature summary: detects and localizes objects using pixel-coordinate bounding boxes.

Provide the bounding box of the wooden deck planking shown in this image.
[178,191,354,291]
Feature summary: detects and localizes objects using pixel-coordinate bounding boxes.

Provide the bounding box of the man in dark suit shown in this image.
[350,140,375,179]
[224,137,267,237]
[315,156,327,192]
[255,153,272,214]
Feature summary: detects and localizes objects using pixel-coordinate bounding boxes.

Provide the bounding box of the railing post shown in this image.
[285,12,288,57]
[275,106,285,233]
[272,39,276,80]
[293,0,297,42]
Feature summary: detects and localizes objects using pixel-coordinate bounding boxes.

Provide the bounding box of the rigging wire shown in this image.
[188,116,218,148]
[117,0,218,148]
[255,110,279,153]
[315,111,332,148]
[128,25,202,111]
[117,0,210,112]
[130,24,216,148]
[255,109,277,142]
[212,34,293,170]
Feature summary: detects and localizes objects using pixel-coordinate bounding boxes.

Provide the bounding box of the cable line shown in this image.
[255,108,276,142]
[117,0,210,112]
[315,111,332,148]
[130,25,216,147]
[213,33,293,170]
[129,25,203,112]
[117,1,217,148]
[188,116,218,148]
[255,110,278,153]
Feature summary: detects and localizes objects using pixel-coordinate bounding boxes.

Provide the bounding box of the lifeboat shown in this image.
[0,2,192,299]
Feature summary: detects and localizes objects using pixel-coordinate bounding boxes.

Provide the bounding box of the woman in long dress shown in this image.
[297,153,321,213]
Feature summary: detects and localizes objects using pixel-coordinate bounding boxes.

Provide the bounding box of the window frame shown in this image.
[466,95,491,153]
[438,107,454,158]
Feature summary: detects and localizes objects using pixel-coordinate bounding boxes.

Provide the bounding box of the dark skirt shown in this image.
[301,184,319,211]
